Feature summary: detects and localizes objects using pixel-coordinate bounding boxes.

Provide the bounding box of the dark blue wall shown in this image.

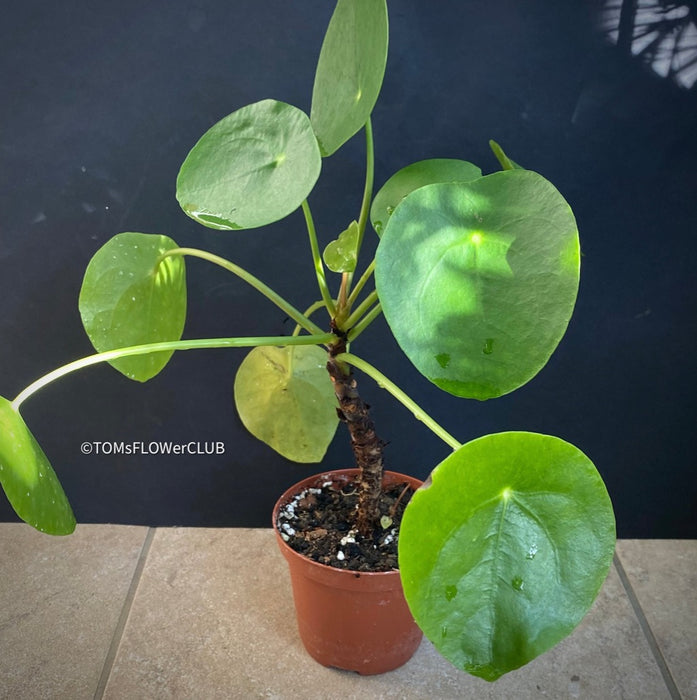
[1,1,695,536]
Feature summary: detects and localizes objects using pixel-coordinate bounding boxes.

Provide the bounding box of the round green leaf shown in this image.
[233,345,338,463]
[311,0,388,157]
[176,99,321,230]
[375,170,580,400]
[0,397,75,535]
[399,432,616,681]
[79,232,186,382]
[370,158,482,236]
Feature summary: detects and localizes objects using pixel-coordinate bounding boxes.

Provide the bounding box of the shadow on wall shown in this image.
[599,0,697,89]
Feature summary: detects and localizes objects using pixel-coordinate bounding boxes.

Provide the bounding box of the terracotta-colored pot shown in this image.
[272,469,424,675]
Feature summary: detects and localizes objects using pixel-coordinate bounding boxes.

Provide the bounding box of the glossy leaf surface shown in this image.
[375,170,580,400]
[311,0,388,156]
[323,220,359,273]
[79,232,186,382]
[399,432,615,681]
[177,100,321,229]
[370,158,482,236]
[0,397,75,535]
[234,345,338,463]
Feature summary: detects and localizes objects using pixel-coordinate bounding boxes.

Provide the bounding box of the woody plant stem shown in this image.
[323,118,386,537]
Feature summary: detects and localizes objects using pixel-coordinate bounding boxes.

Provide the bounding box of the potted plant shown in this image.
[0,0,615,683]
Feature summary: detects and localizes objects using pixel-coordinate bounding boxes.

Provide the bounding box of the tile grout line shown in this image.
[93,527,157,700]
[613,552,682,700]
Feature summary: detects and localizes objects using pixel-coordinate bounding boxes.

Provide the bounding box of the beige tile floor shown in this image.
[0,525,694,700]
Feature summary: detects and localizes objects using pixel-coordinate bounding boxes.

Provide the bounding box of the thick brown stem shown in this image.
[327,331,385,536]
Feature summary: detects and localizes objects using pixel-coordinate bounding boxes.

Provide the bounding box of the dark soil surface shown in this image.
[276,475,416,572]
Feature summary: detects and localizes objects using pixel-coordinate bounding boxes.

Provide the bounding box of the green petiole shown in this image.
[159,247,324,336]
[343,289,379,331]
[354,118,375,258]
[345,119,376,301]
[12,333,335,411]
[292,300,329,337]
[301,200,337,317]
[347,304,383,342]
[335,352,462,451]
[347,259,375,308]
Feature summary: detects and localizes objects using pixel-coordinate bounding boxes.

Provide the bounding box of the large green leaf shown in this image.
[370,158,482,236]
[176,99,321,229]
[0,397,75,535]
[79,232,186,382]
[374,170,580,400]
[311,0,388,156]
[399,432,615,681]
[233,345,338,463]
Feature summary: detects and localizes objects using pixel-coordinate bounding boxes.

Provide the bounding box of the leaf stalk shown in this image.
[12,334,334,411]
[301,200,337,317]
[160,247,323,335]
[335,352,462,451]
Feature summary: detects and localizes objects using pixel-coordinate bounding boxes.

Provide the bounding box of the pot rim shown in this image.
[272,468,422,582]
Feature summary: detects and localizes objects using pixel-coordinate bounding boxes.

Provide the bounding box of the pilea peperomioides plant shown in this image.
[0,0,615,682]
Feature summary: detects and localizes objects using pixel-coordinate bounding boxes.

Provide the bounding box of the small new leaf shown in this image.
[323,221,360,273]
[489,140,524,171]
